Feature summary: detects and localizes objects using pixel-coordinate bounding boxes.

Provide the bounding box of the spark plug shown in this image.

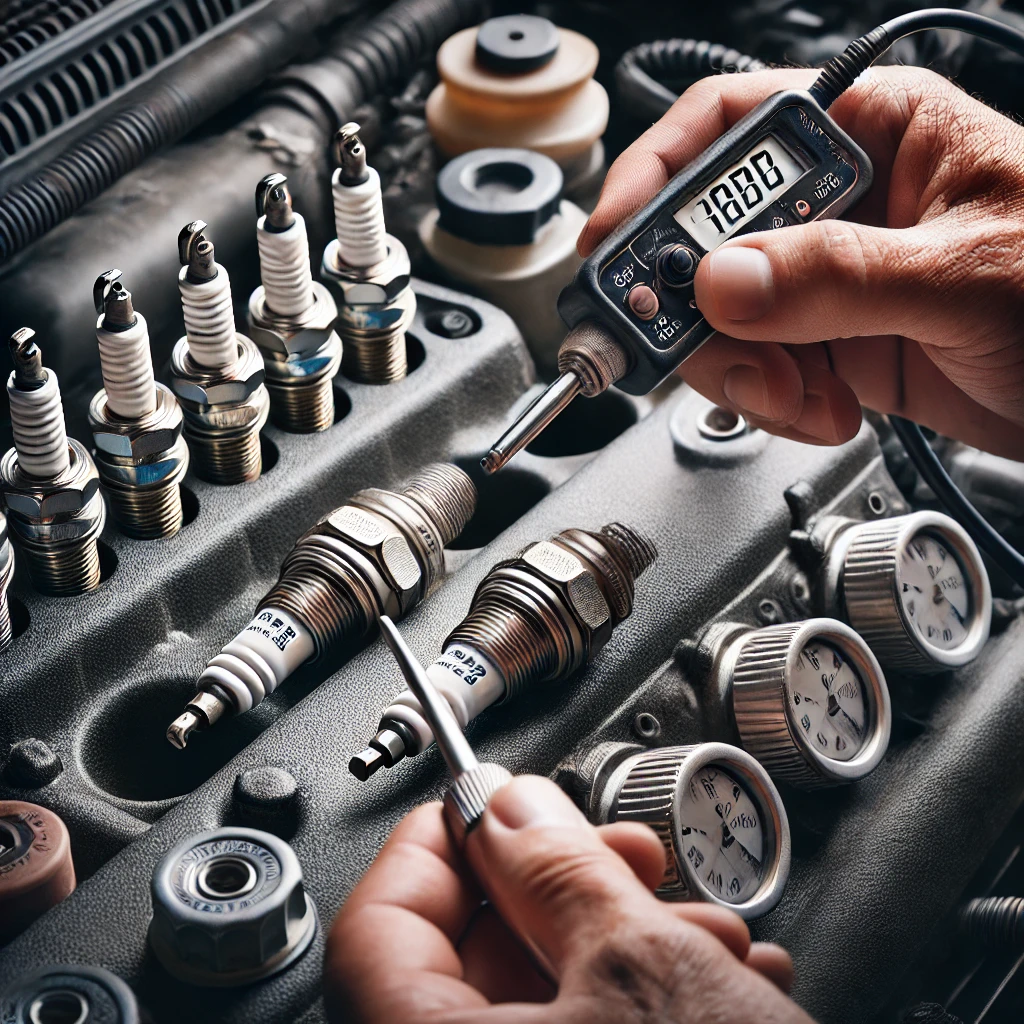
[320,123,416,384]
[0,512,14,652]
[88,270,190,539]
[167,464,477,749]
[249,174,342,432]
[1,330,105,595]
[350,522,657,781]
[169,221,270,484]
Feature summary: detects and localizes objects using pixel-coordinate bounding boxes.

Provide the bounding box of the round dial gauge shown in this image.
[829,511,991,673]
[590,742,790,920]
[729,618,891,788]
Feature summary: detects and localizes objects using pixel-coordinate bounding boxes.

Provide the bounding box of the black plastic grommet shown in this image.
[233,766,300,838]
[0,965,140,1024]
[475,15,559,74]
[436,148,563,246]
[3,739,63,788]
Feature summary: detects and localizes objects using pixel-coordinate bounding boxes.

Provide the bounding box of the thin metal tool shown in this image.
[377,615,513,841]
[377,615,557,980]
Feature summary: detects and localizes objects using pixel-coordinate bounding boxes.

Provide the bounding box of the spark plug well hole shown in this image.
[179,485,200,529]
[9,595,30,641]
[29,991,89,1024]
[332,385,353,424]
[525,390,638,458]
[449,457,549,550]
[97,542,118,584]
[259,434,280,474]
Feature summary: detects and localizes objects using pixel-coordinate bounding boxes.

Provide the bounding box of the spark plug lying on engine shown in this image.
[170,221,270,484]
[349,522,656,780]
[89,270,190,539]
[166,464,477,749]
[248,174,342,432]
[320,122,416,383]
[1,330,106,595]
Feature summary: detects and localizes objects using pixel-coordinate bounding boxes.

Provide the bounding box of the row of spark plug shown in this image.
[0,124,414,626]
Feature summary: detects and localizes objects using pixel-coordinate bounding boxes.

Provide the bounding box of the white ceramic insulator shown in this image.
[178,262,238,369]
[384,643,506,754]
[332,166,388,268]
[7,369,70,479]
[96,312,157,420]
[257,213,315,316]
[198,607,315,713]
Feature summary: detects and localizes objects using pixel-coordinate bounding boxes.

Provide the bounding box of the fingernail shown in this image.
[706,247,774,321]
[487,775,588,830]
[722,365,775,421]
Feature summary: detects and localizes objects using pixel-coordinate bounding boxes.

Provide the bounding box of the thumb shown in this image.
[464,775,678,975]
[693,219,963,347]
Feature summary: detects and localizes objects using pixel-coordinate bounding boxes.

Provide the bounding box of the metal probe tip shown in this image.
[481,371,582,474]
[9,328,46,390]
[349,747,387,781]
[377,615,478,778]
[334,122,369,186]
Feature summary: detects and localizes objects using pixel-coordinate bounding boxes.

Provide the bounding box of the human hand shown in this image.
[325,775,810,1023]
[580,66,1024,458]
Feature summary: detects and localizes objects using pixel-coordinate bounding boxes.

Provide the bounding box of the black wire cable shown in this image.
[809,8,1024,588]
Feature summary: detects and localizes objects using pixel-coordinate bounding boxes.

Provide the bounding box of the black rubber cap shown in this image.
[437,148,563,246]
[475,15,559,73]
[0,965,140,1024]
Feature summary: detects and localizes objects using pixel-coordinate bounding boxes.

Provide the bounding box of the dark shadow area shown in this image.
[332,384,353,424]
[179,485,200,529]
[449,456,550,550]
[260,433,280,474]
[525,390,638,458]
[97,542,118,584]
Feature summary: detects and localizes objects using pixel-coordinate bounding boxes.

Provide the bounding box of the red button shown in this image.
[628,284,659,320]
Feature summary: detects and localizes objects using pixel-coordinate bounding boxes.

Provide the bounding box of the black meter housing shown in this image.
[557,90,873,394]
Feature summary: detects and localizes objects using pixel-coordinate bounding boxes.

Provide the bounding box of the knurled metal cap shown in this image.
[829,511,991,674]
[443,763,514,845]
[593,743,790,920]
[148,826,317,987]
[0,800,76,943]
[729,620,891,789]
[0,964,139,1024]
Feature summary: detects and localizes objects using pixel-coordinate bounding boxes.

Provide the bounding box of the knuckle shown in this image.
[521,843,623,915]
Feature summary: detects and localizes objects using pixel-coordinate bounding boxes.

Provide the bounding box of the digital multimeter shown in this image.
[482,88,873,472]
[559,89,872,395]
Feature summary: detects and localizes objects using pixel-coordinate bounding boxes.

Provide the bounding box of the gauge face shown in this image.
[680,764,764,904]
[789,640,867,762]
[898,531,971,650]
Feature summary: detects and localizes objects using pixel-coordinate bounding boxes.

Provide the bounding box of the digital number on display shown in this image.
[674,136,807,251]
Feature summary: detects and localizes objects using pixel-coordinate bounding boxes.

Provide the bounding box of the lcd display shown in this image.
[674,136,807,251]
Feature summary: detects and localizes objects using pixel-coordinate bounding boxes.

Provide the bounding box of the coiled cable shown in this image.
[615,38,766,121]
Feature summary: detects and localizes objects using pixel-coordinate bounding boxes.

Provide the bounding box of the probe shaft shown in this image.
[482,372,581,474]
[377,616,479,778]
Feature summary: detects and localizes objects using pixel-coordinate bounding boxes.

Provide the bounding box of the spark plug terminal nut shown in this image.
[170,221,270,484]
[1,330,106,595]
[89,270,190,539]
[248,175,342,433]
[350,522,657,780]
[320,123,416,384]
[167,464,477,749]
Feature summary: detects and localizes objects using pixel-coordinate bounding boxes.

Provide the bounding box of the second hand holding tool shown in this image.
[376,615,556,979]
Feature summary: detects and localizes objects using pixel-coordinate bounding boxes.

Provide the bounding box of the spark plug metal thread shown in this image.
[166,464,477,749]
[350,522,657,780]
[170,221,270,485]
[321,123,415,384]
[249,175,342,433]
[89,270,189,539]
[1,331,106,596]
[0,512,15,652]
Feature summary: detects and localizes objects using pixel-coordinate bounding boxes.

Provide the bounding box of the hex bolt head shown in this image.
[148,826,317,987]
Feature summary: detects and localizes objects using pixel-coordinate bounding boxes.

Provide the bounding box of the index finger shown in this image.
[324,802,488,1022]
